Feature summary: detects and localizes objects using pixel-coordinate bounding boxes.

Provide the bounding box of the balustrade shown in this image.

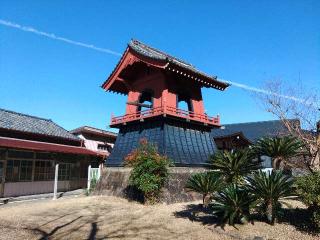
[110,106,220,126]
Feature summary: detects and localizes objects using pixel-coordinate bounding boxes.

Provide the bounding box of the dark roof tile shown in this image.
[211,119,295,143]
[128,40,229,89]
[70,126,117,137]
[0,108,79,141]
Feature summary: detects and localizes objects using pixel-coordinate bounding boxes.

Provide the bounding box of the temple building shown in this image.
[101,40,229,166]
[211,119,293,151]
[211,119,310,172]
[0,108,103,198]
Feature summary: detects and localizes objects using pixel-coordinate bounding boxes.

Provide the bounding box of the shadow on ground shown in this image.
[174,202,320,236]
[1,201,195,240]
[278,208,319,235]
[1,197,319,240]
[174,203,220,226]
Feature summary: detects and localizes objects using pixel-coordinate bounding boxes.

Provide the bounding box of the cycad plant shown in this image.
[254,136,302,169]
[209,149,262,184]
[212,184,253,226]
[246,170,293,224]
[185,172,224,207]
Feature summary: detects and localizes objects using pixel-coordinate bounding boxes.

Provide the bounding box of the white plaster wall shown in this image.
[83,139,101,151]
[75,134,112,156]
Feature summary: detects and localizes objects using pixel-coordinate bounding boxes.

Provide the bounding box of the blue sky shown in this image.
[0,0,319,132]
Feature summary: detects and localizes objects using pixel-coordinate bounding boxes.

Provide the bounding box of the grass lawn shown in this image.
[0,195,318,240]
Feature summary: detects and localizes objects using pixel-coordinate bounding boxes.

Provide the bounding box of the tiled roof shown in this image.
[0,108,80,141]
[211,119,295,143]
[128,40,230,90]
[129,40,193,68]
[70,126,117,138]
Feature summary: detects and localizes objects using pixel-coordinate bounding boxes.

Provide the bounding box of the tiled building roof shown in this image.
[128,40,230,90]
[211,119,295,143]
[0,108,79,141]
[71,126,117,138]
[101,40,229,93]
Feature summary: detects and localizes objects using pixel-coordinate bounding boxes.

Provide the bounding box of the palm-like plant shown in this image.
[212,184,253,226]
[209,149,262,184]
[254,136,302,169]
[246,170,293,224]
[185,172,224,207]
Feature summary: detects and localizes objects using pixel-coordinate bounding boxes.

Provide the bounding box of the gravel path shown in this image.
[0,196,317,240]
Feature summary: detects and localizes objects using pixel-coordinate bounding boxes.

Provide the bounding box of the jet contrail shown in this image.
[1,19,317,106]
[219,78,307,103]
[0,19,121,56]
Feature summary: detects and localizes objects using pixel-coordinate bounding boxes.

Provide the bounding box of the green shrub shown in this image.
[125,139,171,204]
[296,171,320,229]
[247,170,294,224]
[212,184,254,226]
[209,149,262,184]
[185,172,224,207]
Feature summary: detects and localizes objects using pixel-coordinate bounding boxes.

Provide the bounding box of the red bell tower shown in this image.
[102,40,229,166]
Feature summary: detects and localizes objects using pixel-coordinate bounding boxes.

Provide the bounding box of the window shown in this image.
[19,160,33,181]
[8,150,34,159]
[98,144,108,151]
[6,160,20,182]
[6,160,32,182]
[98,144,112,152]
[36,152,53,160]
[0,161,3,183]
[34,160,55,181]
[0,149,6,159]
[70,163,80,180]
[58,163,71,181]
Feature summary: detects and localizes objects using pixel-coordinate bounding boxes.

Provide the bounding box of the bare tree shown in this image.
[258,80,320,172]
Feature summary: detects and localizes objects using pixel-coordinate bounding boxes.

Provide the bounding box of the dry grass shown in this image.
[0,196,318,240]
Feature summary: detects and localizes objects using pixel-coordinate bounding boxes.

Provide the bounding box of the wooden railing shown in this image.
[110,106,220,126]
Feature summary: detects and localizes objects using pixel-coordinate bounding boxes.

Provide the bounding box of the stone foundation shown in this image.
[94,167,207,204]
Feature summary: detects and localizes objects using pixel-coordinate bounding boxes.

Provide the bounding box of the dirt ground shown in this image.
[0,195,318,240]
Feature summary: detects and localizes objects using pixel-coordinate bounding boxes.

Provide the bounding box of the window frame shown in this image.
[34,160,55,181]
[6,159,33,182]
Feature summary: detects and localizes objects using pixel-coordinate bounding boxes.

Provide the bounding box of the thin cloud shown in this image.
[0,19,121,56]
[1,19,316,106]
